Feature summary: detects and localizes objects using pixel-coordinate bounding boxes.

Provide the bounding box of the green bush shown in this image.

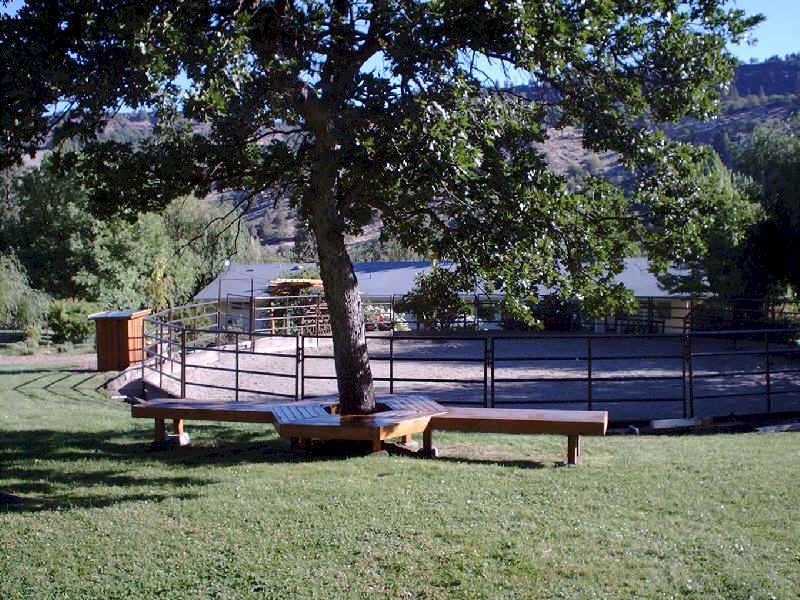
[530,296,585,331]
[47,300,99,344]
[394,267,470,332]
[0,254,50,332]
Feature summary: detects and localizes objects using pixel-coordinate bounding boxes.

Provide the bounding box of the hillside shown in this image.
[13,57,800,258]
[734,55,800,96]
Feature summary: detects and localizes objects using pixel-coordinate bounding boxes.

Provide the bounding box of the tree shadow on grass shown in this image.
[0,423,331,514]
[0,421,384,513]
[432,455,549,470]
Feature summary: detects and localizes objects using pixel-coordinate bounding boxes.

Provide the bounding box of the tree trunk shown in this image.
[307,152,375,415]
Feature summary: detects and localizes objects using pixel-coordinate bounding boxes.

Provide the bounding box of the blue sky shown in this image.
[731,0,800,61]
[1,0,798,64]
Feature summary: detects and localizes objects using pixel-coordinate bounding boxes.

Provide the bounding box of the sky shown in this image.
[1,0,798,65]
[730,0,800,61]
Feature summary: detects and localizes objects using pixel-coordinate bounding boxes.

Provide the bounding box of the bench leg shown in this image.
[567,435,581,465]
[403,434,413,445]
[154,418,166,443]
[370,439,383,453]
[290,437,313,450]
[420,428,438,458]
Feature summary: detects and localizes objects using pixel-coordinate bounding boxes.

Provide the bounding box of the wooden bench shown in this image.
[132,398,608,465]
[130,396,444,451]
[131,398,335,444]
[424,407,608,465]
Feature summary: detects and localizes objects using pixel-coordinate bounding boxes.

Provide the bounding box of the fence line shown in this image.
[142,302,800,420]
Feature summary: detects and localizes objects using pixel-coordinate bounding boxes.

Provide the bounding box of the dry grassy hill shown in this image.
[14,57,800,258]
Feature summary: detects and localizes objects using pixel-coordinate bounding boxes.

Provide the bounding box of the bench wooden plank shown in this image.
[428,407,607,436]
[424,407,608,465]
[132,398,334,426]
[134,404,279,424]
[272,403,330,424]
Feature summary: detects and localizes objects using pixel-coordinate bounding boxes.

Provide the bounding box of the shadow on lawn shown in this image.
[433,455,549,470]
[0,424,328,513]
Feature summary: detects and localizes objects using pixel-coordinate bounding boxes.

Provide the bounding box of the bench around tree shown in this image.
[131,397,607,465]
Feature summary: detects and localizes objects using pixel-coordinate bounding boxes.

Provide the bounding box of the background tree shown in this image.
[160,196,266,296]
[1,1,760,414]
[658,151,765,298]
[395,267,470,332]
[0,253,50,336]
[1,160,95,298]
[1,163,262,308]
[731,118,800,298]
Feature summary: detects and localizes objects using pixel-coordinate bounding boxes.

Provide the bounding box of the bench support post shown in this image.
[420,428,438,458]
[567,435,581,465]
[154,418,166,443]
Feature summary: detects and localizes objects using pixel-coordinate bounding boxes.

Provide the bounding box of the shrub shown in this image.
[395,267,470,332]
[0,254,50,332]
[530,296,585,331]
[47,300,99,344]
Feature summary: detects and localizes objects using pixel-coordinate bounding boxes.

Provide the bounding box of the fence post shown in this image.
[681,335,688,419]
[490,337,496,408]
[483,337,489,407]
[250,279,255,348]
[390,295,395,333]
[389,335,395,394]
[180,328,187,399]
[295,333,301,401]
[300,334,305,400]
[168,308,173,373]
[141,321,146,399]
[765,332,771,413]
[587,337,593,411]
[687,333,694,418]
[235,331,239,403]
[316,295,321,340]
[159,320,163,390]
[216,278,222,349]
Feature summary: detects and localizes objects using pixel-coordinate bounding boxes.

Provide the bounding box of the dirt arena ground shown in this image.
[143,332,800,422]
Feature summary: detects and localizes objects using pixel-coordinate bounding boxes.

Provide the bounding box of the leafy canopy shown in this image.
[0,1,762,314]
[1,161,264,309]
[732,117,800,298]
[657,151,765,299]
[0,253,50,331]
[395,265,470,331]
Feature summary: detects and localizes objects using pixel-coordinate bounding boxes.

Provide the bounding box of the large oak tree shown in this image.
[1,1,759,413]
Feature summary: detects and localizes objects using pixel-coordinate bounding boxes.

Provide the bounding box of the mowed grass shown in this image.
[1,366,799,599]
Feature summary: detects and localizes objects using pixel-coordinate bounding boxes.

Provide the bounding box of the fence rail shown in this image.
[141,299,800,422]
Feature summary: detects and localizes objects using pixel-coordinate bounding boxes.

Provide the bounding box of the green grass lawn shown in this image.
[1,365,799,599]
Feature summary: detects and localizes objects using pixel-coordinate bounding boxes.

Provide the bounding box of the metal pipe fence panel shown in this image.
[141,301,800,421]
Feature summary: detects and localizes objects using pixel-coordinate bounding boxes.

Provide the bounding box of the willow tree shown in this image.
[1,1,759,413]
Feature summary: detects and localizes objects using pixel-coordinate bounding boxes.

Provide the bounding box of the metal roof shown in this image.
[88,309,151,320]
[194,258,688,301]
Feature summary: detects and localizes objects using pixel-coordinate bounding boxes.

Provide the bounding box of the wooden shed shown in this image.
[89,309,151,371]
